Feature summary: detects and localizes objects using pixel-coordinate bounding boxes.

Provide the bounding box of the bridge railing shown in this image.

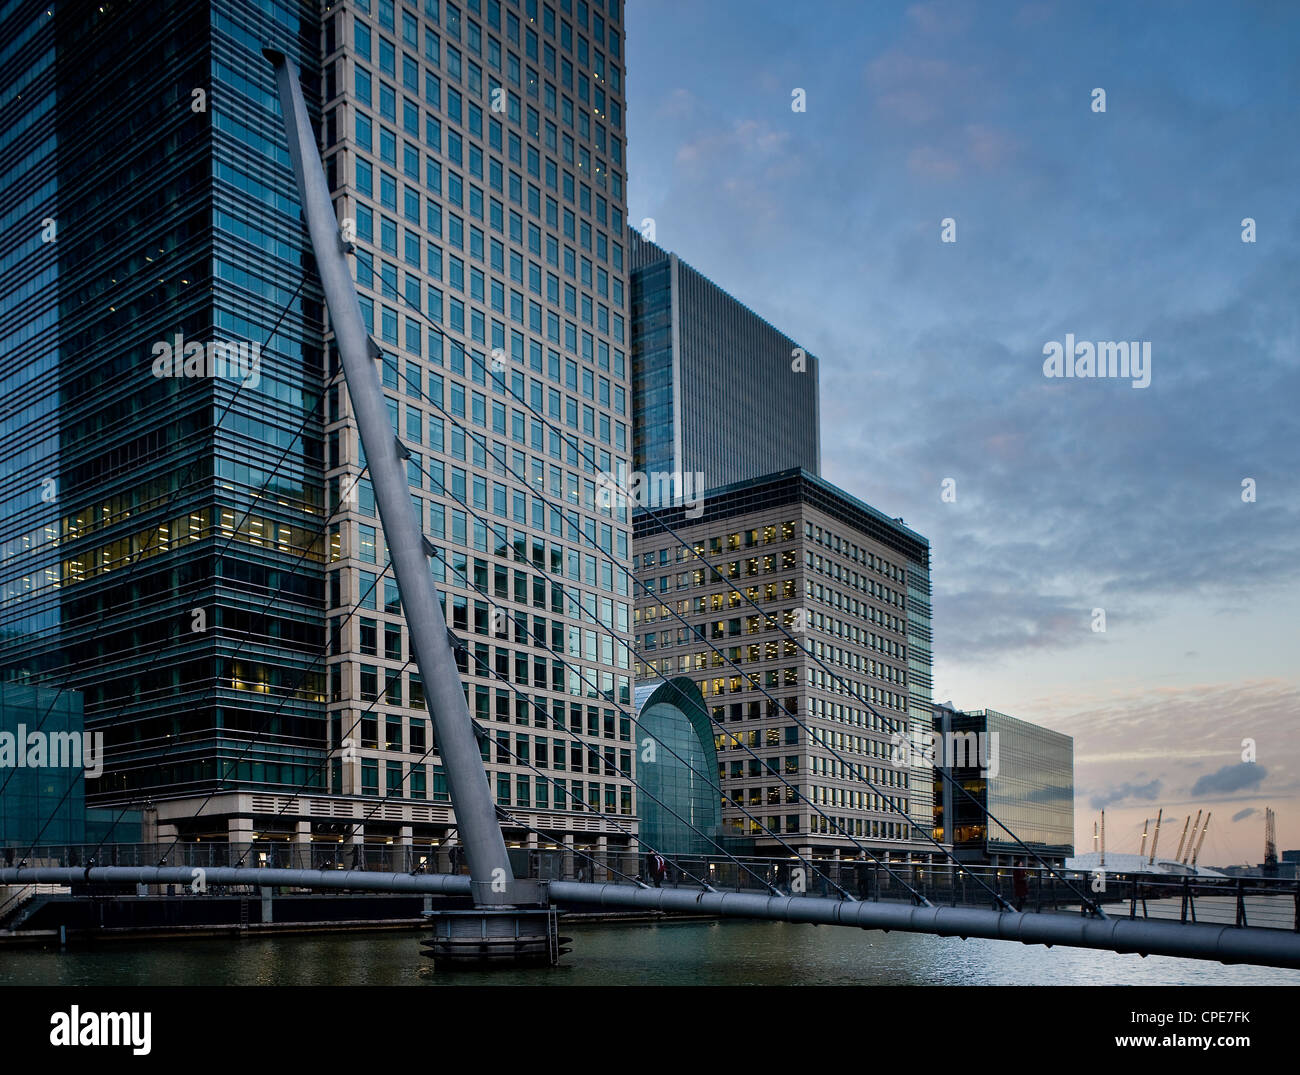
[5,842,1297,931]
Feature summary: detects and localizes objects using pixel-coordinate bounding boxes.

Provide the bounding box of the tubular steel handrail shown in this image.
[3,843,1297,930]
[4,860,1300,970]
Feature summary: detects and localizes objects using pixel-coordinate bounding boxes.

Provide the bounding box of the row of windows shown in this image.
[345,762,638,816]
[806,609,905,660]
[807,667,908,713]
[647,550,800,593]
[710,698,800,724]
[721,786,913,819]
[808,638,906,690]
[651,580,802,614]
[807,732,909,768]
[722,755,802,778]
[809,696,908,738]
[807,550,904,609]
[700,668,802,697]
[494,774,633,813]
[714,727,800,751]
[351,758,448,799]
[809,784,907,815]
[638,636,803,663]
[721,816,914,841]
[806,578,905,636]
[494,732,630,775]
[811,756,908,788]
[333,711,430,752]
[637,521,798,569]
[805,519,906,583]
[329,672,632,743]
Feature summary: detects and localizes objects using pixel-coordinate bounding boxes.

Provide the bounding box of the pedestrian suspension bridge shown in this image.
[4,52,1299,974]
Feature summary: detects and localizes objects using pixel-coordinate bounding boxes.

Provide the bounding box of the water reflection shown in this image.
[2,919,1298,987]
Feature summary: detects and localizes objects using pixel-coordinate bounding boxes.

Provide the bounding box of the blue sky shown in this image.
[625,0,1300,864]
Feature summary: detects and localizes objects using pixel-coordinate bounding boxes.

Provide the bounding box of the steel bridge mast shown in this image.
[264,49,555,964]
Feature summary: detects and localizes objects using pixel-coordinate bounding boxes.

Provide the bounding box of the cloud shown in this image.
[1089,780,1162,811]
[907,145,961,179]
[674,118,789,167]
[905,1,974,35]
[1191,763,1268,798]
[1231,807,1257,823]
[657,87,695,119]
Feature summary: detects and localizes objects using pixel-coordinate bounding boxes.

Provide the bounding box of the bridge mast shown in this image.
[264,50,554,962]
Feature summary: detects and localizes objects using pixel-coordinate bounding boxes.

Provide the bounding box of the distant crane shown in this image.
[1264,807,1278,876]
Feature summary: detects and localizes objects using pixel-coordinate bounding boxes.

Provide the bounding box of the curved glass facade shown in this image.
[635,677,721,855]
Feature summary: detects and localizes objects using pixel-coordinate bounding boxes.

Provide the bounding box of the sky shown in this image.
[624,0,1300,865]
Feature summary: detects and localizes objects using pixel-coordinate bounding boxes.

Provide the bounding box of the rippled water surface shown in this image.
[3,918,1298,987]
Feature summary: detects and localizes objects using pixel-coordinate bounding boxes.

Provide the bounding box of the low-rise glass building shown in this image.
[931,703,1074,866]
[634,677,722,856]
[0,682,140,851]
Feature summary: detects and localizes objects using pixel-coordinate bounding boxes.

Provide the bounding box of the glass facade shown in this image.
[0,682,141,848]
[629,236,821,489]
[933,706,1074,864]
[628,256,674,485]
[2,0,637,852]
[634,677,721,855]
[0,0,326,812]
[320,0,638,849]
[0,683,85,847]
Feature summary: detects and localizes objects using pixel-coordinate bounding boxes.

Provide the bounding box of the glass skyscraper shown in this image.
[319,0,638,863]
[0,0,325,818]
[1,0,638,864]
[629,233,821,491]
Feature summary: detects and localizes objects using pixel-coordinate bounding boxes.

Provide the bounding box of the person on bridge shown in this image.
[648,851,667,888]
[1012,859,1030,912]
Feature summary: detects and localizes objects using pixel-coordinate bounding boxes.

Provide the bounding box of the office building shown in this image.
[319,0,636,866]
[628,234,821,490]
[930,703,1074,867]
[633,468,936,860]
[1,0,639,865]
[0,0,326,816]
